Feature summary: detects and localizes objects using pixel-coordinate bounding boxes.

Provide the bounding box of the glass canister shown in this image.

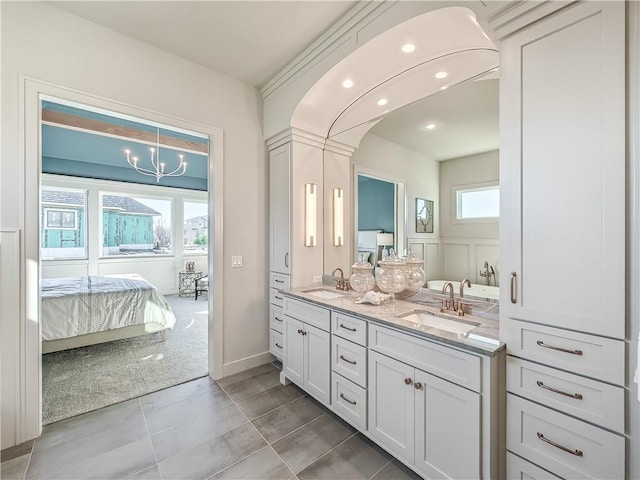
[376,251,407,302]
[349,259,375,297]
[403,251,426,293]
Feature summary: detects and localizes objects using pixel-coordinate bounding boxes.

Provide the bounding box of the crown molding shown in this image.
[487,0,575,41]
[266,127,356,157]
[260,1,390,99]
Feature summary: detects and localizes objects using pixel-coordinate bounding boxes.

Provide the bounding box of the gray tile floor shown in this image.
[1,363,421,480]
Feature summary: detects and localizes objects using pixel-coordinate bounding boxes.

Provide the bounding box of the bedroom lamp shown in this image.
[333,187,344,247]
[125,128,187,183]
[305,183,317,247]
[376,233,394,260]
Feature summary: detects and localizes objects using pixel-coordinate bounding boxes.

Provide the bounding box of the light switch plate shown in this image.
[231,255,243,268]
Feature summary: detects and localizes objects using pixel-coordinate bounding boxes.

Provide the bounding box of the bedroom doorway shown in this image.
[36,92,221,425]
[354,166,407,267]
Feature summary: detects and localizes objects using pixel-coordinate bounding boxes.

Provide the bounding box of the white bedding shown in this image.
[41,275,176,341]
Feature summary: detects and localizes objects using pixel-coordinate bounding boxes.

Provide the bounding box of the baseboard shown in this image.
[1,439,35,462]
[221,351,273,378]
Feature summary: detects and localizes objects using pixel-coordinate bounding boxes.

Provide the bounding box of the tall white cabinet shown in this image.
[496,2,626,478]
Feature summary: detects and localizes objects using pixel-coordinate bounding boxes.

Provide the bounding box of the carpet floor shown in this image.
[42,294,209,425]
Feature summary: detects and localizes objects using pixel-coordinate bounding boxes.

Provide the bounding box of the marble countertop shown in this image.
[280,286,505,357]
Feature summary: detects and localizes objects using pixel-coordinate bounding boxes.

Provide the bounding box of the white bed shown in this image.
[41,275,176,353]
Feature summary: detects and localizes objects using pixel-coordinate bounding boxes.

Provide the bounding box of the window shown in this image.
[454,183,499,222]
[41,188,87,259]
[101,193,172,257]
[184,201,208,254]
[45,209,77,229]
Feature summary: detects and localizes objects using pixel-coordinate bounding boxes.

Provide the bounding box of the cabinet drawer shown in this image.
[270,288,285,308]
[507,394,624,480]
[369,324,480,392]
[270,305,284,334]
[332,336,367,388]
[270,329,283,360]
[507,357,624,433]
[332,373,367,431]
[270,272,290,289]
[507,452,561,479]
[506,319,625,385]
[332,312,367,346]
[284,297,330,332]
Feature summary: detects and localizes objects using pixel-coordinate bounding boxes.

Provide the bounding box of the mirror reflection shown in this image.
[326,75,500,300]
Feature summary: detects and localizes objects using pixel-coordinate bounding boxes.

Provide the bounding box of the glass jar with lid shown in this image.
[402,251,426,293]
[349,257,375,297]
[376,250,407,302]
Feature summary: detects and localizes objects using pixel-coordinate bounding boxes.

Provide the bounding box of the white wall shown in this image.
[1,2,267,449]
[439,150,499,284]
[351,133,441,279]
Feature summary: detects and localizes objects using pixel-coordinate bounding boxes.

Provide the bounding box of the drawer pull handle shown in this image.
[302,330,307,336]
[275,343,283,349]
[404,378,413,386]
[414,382,423,390]
[285,253,289,268]
[536,381,583,400]
[340,393,357,405]
[510,272,517,304]
[339,354,356,365]
[536,340,583,356]
[275,295,283,300]
[275,279,284,283]
[339,323,357,332]
[275,316,283,322]
[297,329,302,334]
[537,432,583,457]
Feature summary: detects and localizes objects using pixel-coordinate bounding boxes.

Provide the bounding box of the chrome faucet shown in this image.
[460,278,471,298]
[479,261,492,286]
[441,281,455,311]
[332,267,350,291]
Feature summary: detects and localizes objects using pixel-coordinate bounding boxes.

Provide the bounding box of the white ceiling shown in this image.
[49,1,358,88]
[49,1,498,159]
[369,77,499,161]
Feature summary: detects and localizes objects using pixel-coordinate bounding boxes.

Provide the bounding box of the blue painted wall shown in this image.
[358,176,395,233]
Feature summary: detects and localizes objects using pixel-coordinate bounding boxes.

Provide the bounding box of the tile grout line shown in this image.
[368,459,392,480]
[137,397,162,480]
[205,381,299,480]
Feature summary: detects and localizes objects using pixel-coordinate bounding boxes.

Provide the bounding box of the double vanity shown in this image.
[270,277,505,479]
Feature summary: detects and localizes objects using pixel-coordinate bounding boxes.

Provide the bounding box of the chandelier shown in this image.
[125,130,187,183]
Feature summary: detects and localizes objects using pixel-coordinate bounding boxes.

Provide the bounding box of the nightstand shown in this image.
[178,271,202,297]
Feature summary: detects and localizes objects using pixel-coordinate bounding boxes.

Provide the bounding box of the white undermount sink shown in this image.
[302,288,347,299]
[399,310,480,335]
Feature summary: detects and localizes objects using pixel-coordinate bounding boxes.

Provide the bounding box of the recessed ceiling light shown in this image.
[342,79,354,89]
[377,98,388,106]
[435,71,448,79]
[425,123,436,130]
[440,85,449,91]
[401,43,416,53]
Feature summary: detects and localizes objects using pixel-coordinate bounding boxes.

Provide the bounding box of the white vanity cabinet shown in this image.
[269,272,289,361]
[331,312,368,431]
[269,143,290,275]
[495,2,627,478]
[368,327,481,480]
[283,296,331,405]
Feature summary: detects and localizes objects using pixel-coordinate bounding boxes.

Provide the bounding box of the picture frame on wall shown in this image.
[416,198,433,233]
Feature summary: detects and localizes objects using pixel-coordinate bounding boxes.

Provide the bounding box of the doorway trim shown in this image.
[353,164,407,263]
[20,77,224,443]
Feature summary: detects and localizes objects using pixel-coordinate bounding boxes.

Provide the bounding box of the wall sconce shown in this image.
[305,183,317,247]
[333,188,344,247]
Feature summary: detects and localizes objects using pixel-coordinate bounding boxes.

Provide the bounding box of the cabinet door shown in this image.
[414,369,480,479]
[500,1,625,339]
[303,323,330,405]
[283,316,303,386]
[269,143,291,274]
[368,350,415,465]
